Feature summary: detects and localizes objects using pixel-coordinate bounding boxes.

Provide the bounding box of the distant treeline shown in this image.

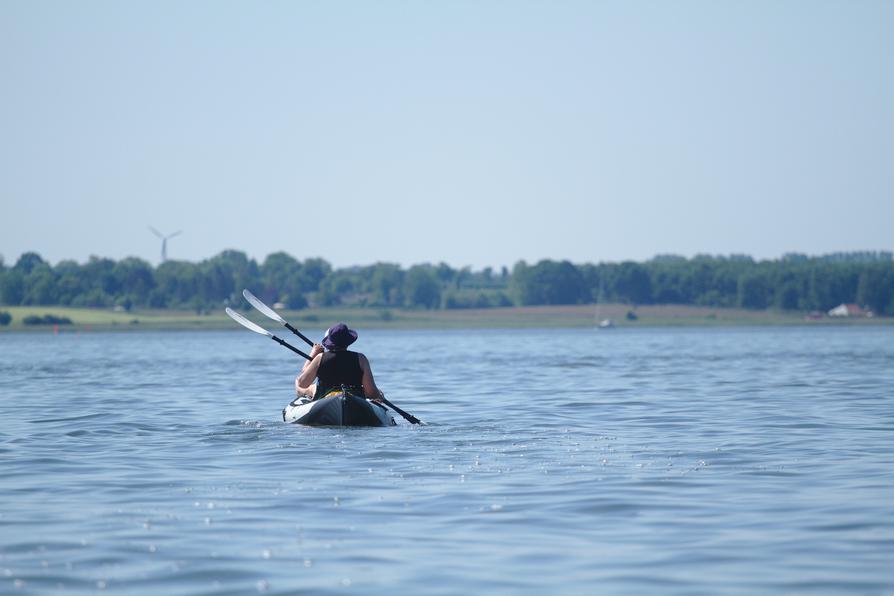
[1,250,893,315]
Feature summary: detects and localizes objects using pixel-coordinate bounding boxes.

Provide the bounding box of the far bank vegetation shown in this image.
[1,251,892,317]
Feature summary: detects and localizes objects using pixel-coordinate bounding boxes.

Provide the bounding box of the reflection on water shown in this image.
[1,327,893,593]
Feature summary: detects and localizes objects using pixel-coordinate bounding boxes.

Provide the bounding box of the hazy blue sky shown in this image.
[2,1,892,270]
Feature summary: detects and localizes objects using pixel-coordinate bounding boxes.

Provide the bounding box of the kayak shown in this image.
[282,390,397,427]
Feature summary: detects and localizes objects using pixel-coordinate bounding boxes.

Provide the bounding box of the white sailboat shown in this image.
[594,279,614,329]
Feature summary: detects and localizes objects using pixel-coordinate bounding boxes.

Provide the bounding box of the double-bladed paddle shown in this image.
[231,291,425,425]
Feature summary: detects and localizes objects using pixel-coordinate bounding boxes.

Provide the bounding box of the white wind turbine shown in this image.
[149,227,182,262]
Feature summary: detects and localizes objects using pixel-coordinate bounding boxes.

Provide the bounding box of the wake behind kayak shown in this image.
[283,390,396,427]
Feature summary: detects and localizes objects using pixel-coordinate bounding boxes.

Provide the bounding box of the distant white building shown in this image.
[828,303,868,317]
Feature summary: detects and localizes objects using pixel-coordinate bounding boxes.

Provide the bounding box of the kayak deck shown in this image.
[283,391,396,427]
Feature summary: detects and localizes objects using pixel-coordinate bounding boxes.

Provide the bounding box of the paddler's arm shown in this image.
[359,353,385,400]
[295,344,324,395]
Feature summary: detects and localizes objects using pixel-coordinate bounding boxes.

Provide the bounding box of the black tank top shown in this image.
[316,350,364,398]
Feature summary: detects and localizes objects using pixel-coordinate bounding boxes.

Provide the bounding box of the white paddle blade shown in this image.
[225,307,273,337]
[242,289,285,323]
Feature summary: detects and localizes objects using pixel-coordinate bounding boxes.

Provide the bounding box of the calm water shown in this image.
[1,326,893,594]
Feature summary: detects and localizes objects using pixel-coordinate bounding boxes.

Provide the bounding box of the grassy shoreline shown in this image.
[0,304,890,332]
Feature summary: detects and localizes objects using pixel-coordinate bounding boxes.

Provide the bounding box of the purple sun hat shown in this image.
[322,323,358,350]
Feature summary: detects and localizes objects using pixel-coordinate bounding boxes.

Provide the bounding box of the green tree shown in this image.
[74,288,112,307]
[204,250,260,305]
[54,260,86,305]
[24,266,58,305]
[82,257,119,296]
[774,281,801,310]
[13,252,46,275]
[857,264,894,315]
[299,258,332,292]
[510,261,532,304]
[154,260,199,308]
[706,259,743,306]
[511,260,588,305]
[454,266,471,290]
[737,271,770,309]
[316,271,360,306]
[0,270,25,305]
[260,252,302,303]
[370,263,404,306]
[113,257,155,305]
[435,262,456,287]
[614,261,652,304]
[403,265,441,309]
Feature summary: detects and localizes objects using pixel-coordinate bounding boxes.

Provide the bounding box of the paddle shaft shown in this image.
[284,322,315,347]
[379,397,423,425]
[272,335,312,361]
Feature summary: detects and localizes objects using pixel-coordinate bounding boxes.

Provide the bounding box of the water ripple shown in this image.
[1,327,893,593]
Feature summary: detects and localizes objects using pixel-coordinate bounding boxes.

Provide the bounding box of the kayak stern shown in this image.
[283,392,396,427]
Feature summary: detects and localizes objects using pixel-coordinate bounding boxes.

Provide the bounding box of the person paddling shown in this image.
[295,323,385,401]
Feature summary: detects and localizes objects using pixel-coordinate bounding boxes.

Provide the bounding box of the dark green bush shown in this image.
[22,314,73,326]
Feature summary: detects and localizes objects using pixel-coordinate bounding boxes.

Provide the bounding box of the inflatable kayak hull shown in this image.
[283,392,396,427]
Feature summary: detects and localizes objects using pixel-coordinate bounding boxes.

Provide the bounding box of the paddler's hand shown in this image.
[310,343,324,358]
